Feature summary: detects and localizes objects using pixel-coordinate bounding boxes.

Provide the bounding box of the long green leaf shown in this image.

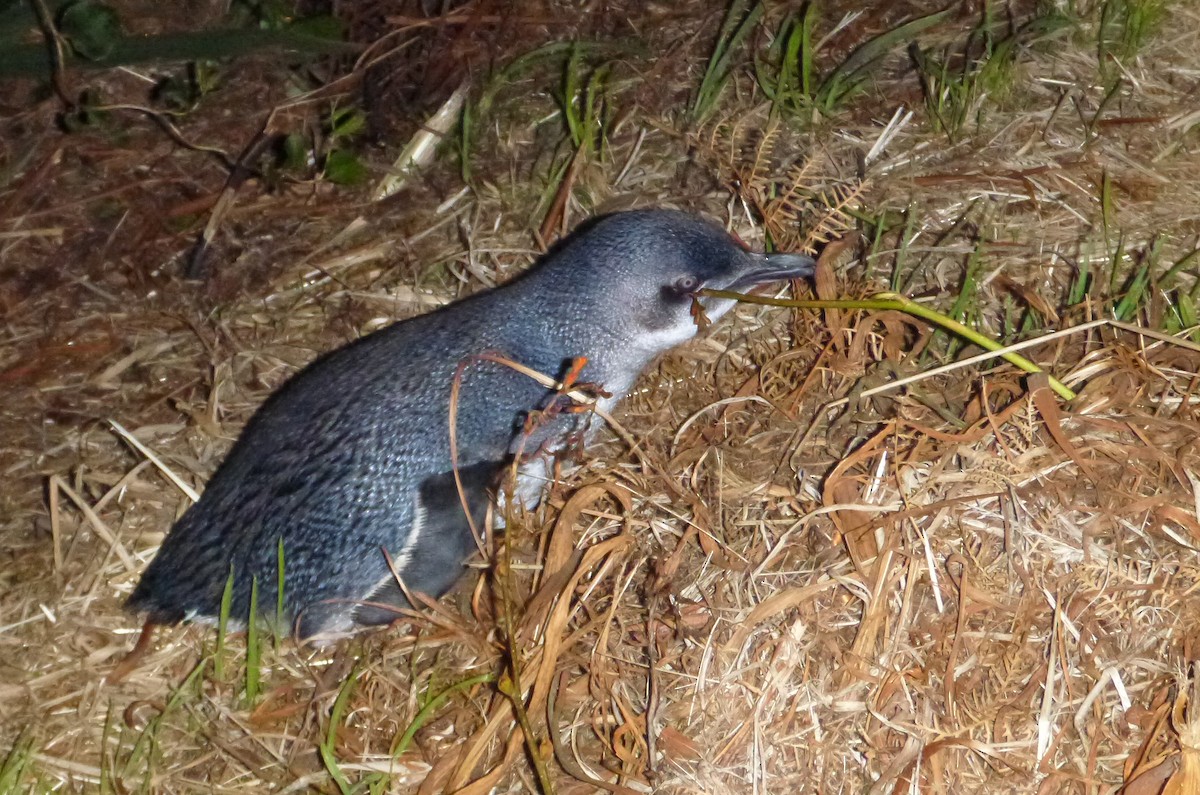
[818,7,953,103]
[693,0,766,121]
[245,577,260,704]
[701,287,1077,400]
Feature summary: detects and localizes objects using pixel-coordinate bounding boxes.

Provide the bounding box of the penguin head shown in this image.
[547,209,815,354]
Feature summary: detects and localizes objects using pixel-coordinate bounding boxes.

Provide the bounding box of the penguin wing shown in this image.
[350,460,499,627]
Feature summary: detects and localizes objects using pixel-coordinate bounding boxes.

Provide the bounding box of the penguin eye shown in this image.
[674,275,702,294]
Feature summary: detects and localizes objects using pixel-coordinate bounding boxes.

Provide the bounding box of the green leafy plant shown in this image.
[941,238,985,359]
[389,673,495,759]
[460,40,625,183]
[910,42,1008,141]
[1112,236,1158,322]
[58,0,120,61]
[119,660,209,787]
[758,5,956,120]
[1166,288,1200,343]
[1098,0,1165,76]
[0,2,351,79]
[559,44,613,156]
[693,0,765,123]
[0,731,41,793]
[910,6,1065,141]
[322,105,369,185]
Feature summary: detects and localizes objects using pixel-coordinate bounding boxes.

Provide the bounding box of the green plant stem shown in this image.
[389,673,496,758]
[498,673,556,794]
[701,288,1077,400]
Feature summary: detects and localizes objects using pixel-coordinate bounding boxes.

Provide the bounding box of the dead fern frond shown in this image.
[691,111,861,255]
[691,113,749,176]
[692,113,785,211]
[737,120,782,194]
[767,157,822,219]
[795,181,865,255]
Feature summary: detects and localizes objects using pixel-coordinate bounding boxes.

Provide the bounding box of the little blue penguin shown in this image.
[126,209,814,640]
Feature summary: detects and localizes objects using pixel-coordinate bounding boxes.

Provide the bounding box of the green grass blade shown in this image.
[1114,237,1159,321]
[215,566,235,681]
[1108,264,1147,321]
[245,577,260,705]
[693,0,766,121]
[1174,292,1200,342]
[562,44,584,148]
[0,730,35,792]
[389,673,496,759]
[800,3,815,99]
[1108,229,1126,296]
[1160,248,1200,287]
[121,659,209,784]
[1100,169,1115,252]
[818,7,953,107]
[893,204,917,292]
[699,0,752,93]
[321,666,361,795]
[772,14,798,103]
[582,63,611,156]
[943,239,984,358]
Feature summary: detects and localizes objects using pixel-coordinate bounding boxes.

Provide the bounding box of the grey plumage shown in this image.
[127,209,814,639]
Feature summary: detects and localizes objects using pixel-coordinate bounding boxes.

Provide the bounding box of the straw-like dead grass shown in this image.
[4,0,1200,792]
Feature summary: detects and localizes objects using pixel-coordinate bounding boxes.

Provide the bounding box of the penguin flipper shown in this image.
[352,461,497,626]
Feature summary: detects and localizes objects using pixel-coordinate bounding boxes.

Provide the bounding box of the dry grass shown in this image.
[4,0,1200,792]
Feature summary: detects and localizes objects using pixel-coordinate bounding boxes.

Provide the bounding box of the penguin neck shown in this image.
[502,277,651,401]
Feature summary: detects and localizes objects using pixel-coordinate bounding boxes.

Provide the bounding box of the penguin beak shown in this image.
[727,251,816,292]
